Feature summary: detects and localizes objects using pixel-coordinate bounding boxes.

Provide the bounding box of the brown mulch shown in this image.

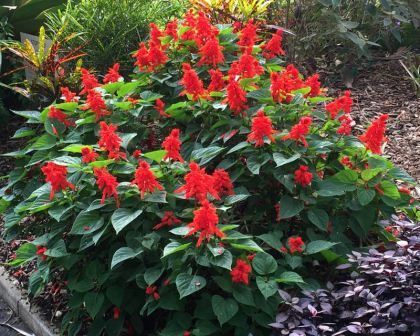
[328,59,420,184]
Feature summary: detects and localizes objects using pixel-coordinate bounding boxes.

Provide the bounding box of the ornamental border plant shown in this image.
[0,10,417,336]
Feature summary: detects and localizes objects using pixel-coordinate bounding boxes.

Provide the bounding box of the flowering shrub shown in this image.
[0,11,417,336]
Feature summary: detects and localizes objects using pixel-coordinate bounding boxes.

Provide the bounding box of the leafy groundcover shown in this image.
[0,10,417,336]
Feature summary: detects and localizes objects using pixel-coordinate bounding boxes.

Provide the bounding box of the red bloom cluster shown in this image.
[79,68,99,95]
[180,11,218,47]
[304,74,322,97]
[231,259,252,285]
[226,77,247,116]
[41,162,75,200]
[270,65,303,103]
[262,29,285,59]
[337,115,353,135]
[98,122,126,160]
[340,156,354,169]
[288,236,305,254]
[208,69,225,92]
[60,87,78,102]
[103,63,121,83]
[197,36,224,67]
[212,169,234,197]
[132,149,142,158]
[281,116,312,147]
[325,90,353,119]
[359,114,389,154]
[81,147,99,163]
[238,20,258,49]
[180,63,207,100]
[164,19,178,41]
[48,106,75,127]
[229,48,264,78]
[94,167,120,207]
[153,211,182,230]
[36,246,47,261]
[133,39,168,72]
[131,161,163,199]
[186,200,224,247]
[175,162,219,203]
[145,286,160,300]
[247,110,278,147]
[162,128,184,162]
[81,89,110,121]
[294,165,313,187]
[154,98,170,117]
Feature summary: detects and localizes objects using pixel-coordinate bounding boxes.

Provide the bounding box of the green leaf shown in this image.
[143,150,167,163]
[246,153,270,175]
[380,180,400,200]
[176,273,206,299]
[144,266,164,285]
[209,250,233,270]
[117,81,140,97]
[162,241,191,257]
[333,170,358,184]
[361,168,383,181]
[388,167,415,183]
[307,208,329,231]
[357,188,375,206]
[111,208,143,234]
[111,247,142,269]
[191,146,225,165]
[8,243,36,266]
[276,271,305,284]
[305,240,338,255]
[247,88,272,102]
[31,134,56,150]
[119,133,137,149]
[272,153,300,167]
[44,239,68,258]
[316,180,346,197]
[224,194,250,206]
[61,144,91,153]
[256,231,283,250]
[70,211,104,235]
[232,286,255,306]
[12,127,35,139]
[226,141,249,154]
[11,110,41,120]
[279,195,304,219]
[211,295,238,326]
[84,292,104,318]
[252,253,278,275]
[230,239,264,252]
[256,277,278,300]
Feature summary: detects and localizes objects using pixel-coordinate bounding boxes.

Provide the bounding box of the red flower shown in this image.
[127,97,139,105]
[81,147,99,163]
[175,162,219,203]
[208,69,225,92]
[48,106,75,127]
[36,246,47,261]
[162,128,184,162]
[153,211,182,230]
[270,65,304,103]
[247,110,278,147]
[229,48,264,78]
[60,87,78,102]
[197,37,224,67]
[337,115,353,135]
[154,99,170,117]
[150,23,164,46]
[165,19,178,40]
[103,63,121,83]
[325,90,353,119]
[304,74,322,97]
[262,29,285,59]
[246,254,256,261]
[231,259,252,285]
[145,286,160,300]
[81,89,110,121]
[288,236,305,254]
[212,169,234,197]
[385,226,399,236]
[183,332,192,336]
[98,122,124,159]
[132,149,142,158]
[113,307,120,320]
[238,20,257,49]
[41,162,75,200]
[133,42,150,71]
[340,156,353,169]
[148,42,169,69]
[79,68,99,95]
[281,116,312,147]
[359,114,389,154]
[226,76,247,116]
[94,167,120,207]
[294,165,313,187]
[180,63,207,100]
[131,161,164,199]
[186,200,224,247]
[398,186,411,195]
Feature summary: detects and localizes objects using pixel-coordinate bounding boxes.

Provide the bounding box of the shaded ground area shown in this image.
[329,59,420,184]
[0,298,33,336]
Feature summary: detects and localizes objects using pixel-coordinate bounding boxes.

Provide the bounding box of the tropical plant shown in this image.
[44,0,188,74]
[0,26,85,107]
[0,12,417,336]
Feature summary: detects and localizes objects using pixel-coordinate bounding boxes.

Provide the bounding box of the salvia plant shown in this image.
[0,10,417,336]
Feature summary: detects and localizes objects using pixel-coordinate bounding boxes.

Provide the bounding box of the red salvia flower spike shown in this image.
[208,69,225,92]
[94,167,120,207]
[133,42,150,71]
[41,162,75,200]
[304,74,322,97]
[103,63,122,83]
[262,29,285,59]
[60,87,78,102]
[359,114,389,154]
[162,128,184,162]
[281,116,312,147]
[81,90,111,121]
[231,259,252,285]
[294,165,313,187]
[81,147,99,163]
[79,68,99,95]
[212,169,234,197]
[226,76,247,116]
[197,36,224,67]
[247,110,278,147]
[131,160,164,199]
[180,63,207,101]
[153,211,182,230]
[288,236,305,254]
[98,121,123,155]
[154,99,170,117]
[48,106,75,127]
[238,20,258,49]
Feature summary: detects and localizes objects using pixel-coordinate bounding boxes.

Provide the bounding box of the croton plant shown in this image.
[0,10,417,336]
